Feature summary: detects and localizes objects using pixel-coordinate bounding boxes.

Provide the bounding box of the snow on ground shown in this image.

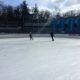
[0,37,80,80]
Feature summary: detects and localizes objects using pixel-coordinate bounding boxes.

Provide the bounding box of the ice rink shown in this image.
[0,37,80,80]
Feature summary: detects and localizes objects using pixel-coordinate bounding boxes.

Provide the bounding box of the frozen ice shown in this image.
[0,37,80,80]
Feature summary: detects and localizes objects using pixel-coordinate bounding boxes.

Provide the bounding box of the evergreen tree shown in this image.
[32,4,39,22]
[14,6,21,22]
[2,6,7,23]
[20,1,30,23]
[7,5,14,21]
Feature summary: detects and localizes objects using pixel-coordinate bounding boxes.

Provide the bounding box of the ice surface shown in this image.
[0,37,80,80]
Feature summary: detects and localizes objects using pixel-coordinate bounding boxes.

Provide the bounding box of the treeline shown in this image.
[0,1,51,24]
[0,1,51,33]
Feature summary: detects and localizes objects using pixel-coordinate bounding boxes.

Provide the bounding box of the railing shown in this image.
[24,23,49,26]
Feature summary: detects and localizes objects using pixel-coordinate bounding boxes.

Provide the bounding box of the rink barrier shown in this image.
[0,34,80,39]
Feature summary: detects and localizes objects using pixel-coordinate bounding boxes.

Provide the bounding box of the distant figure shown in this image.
[50,32,54,41]
[29,32,33,40]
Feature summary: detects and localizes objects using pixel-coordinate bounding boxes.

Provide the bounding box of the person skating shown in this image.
[50,32,54,41]
[29,32,33,40]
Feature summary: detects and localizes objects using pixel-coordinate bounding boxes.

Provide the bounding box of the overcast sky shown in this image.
[1,0,80,12]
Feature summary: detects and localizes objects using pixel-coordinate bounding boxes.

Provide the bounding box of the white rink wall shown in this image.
[0,34,80,39]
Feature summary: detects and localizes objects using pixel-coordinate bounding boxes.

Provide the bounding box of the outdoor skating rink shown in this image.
[0,37,80,80]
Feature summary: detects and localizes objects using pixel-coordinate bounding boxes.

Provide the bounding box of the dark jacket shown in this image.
[50,33,54,37]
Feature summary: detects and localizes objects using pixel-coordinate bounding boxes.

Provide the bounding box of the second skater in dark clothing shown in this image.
[50,32,54,41]
[29,32,33,40]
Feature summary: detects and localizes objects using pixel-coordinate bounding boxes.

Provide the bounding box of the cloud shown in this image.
[27,0,80,12]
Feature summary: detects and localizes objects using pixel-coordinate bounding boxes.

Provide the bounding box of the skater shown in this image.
[29,32,33,40]
[50,32,54,41]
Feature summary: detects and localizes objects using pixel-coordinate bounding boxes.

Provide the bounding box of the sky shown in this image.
[1,0,80,13]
